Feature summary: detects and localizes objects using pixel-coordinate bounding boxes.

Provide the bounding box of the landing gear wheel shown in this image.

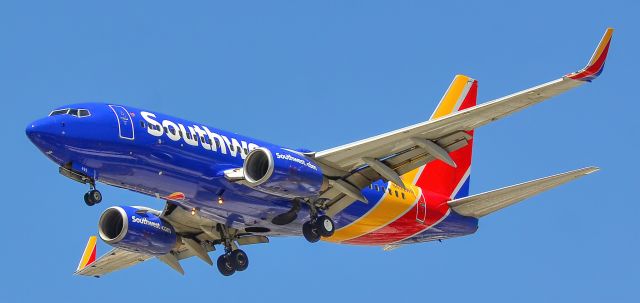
[303,221,321,243]
[83,192,95,206]
[217,254,236,276]
[84,189,102,206]
[315,215,335,237]
[230,250,249,272]
[89,190,102,204]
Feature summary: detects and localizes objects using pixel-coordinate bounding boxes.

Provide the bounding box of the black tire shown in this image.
[315,215,335,237]
[230,249,249,272]
[302,221,321,243]
[83,192,95,206]
[217,254,236,276]
[89,190,102,204]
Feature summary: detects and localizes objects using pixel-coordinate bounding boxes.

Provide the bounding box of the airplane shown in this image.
[26,28,612,277]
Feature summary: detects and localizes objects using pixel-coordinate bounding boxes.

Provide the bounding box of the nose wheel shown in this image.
[303,215,335,243]
[84,183,102,206]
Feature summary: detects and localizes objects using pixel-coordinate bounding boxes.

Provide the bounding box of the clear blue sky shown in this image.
[1,1,637,302]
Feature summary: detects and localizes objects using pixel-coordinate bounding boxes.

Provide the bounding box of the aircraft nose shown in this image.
[25,117,60,144]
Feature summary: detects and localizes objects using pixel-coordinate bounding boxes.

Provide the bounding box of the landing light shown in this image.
[191,208,196,216]
[218,196,224,205]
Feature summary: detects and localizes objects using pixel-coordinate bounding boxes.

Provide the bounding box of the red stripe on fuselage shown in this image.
[344,142,472,245]
[344,82,477,245]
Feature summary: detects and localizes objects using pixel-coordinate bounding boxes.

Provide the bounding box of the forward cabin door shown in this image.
[109,105,135,140]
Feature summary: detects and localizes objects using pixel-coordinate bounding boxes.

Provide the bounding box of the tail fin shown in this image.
[76,236,97,272]
[402,75,477,199]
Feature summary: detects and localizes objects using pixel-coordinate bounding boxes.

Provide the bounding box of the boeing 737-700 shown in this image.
[26,28,612,277]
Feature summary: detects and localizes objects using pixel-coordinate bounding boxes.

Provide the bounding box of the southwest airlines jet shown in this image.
[26,29,612,277]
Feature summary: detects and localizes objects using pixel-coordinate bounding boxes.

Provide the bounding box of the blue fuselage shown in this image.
[26,103,477,244]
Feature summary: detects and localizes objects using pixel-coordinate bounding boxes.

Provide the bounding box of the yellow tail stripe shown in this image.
[77,236,97,271]
[430,75,471,119]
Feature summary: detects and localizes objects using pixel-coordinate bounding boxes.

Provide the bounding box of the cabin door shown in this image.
[109,105,135,140]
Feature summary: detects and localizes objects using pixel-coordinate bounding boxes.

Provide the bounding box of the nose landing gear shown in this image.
[83,183,102,206]
[58,165,102,206]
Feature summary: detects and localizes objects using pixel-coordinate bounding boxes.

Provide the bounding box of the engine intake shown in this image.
[243,147,326,198]
[98,206,177,255]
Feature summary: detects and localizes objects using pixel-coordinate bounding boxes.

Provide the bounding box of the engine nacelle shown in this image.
[98,206,177,255]
[243,147,327,198]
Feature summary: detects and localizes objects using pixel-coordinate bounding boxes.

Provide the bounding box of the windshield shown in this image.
[49,108,91,117]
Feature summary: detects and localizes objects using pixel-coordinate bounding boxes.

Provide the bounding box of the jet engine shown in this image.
[243,147,327,198]
[98,206,178,255]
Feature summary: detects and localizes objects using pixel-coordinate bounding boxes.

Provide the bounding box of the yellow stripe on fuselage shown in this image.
[430,75,470,119]
[326,75,474,243]
[326,183,419,243]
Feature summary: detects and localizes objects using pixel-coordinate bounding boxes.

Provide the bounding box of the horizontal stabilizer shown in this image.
[449,167,599,218]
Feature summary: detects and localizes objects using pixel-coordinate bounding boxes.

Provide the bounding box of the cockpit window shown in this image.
[48,108,91,117]
[49,109,69,116]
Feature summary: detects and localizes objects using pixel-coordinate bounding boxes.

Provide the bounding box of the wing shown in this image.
[313,28,612,215]
[74,202,269,277]
[75,244,153,277]
[448,167,599,218]
[74,236,216,277]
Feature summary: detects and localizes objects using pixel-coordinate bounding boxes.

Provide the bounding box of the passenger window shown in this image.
[140,121,146,128]
[388,188,392,195]
[375,185,380,191]
[170,128,176,135]
[395,190,399,197]
[244,148,249,154]
[401,193,405,199]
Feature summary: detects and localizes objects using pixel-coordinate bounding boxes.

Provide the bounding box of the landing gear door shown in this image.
[416,191,427,224]
[109,105,135,140]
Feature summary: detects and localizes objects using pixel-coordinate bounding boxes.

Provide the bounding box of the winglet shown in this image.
[76,236,97,272]
[567,28,614,81]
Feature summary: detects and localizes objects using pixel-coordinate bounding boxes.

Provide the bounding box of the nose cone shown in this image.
[26,117,61,150]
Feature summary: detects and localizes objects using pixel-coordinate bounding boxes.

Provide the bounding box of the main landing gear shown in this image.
[302,215,335,243]
[83,183,102,206]
[217,249,249,276]
[216,224,249,276]
[269,199,336,243]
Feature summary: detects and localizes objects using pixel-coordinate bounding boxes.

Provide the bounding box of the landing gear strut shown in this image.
[84,183,102,206]
[302,209,335,243]
[215,224,249,276]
